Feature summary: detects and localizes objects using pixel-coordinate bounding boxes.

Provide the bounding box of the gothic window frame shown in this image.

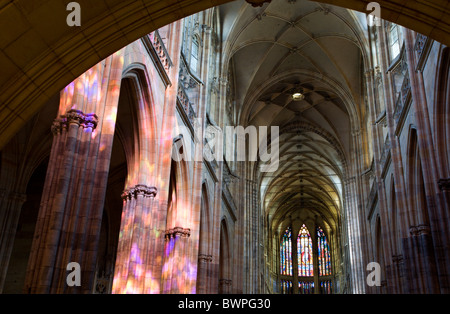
[297,224,314,278]
[278,223,333,294]
[280,226,293,277]
[387,23,402,61]
[190,35,201,74]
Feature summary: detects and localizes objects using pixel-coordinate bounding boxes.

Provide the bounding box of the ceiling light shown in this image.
[292,92,305,101]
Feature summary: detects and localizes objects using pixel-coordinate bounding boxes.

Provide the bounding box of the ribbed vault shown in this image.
[221,0,365,236]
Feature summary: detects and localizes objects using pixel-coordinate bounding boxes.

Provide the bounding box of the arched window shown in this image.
[297,224,313,277]
[317,227,331,276]
[279,224,333,294]
[388,23,402,60]
[280,227,292,276]
[280,280,292,294]
[190,37,200,73]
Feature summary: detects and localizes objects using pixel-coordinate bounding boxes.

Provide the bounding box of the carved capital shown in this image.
[410,224,431,236]
[198,254,213,263]
[165,227,191,239]
[121,185,157,200]
[65,109,86,126]
[83,113,99,129]
[51,118,67,135]
[409,225,419,236]
[52,110,99,134]
[417,224,430,236]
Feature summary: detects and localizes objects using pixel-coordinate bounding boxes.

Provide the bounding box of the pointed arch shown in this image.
[219,218,231,294]
[196,181,212,293]
[199,182,212,257]
[317,226,332,277]
[297,224,313,277]
[406,128,430,226]
[167,137,191,229]
[434,47,450,177]
[280,226,293,276]
[121,63,159,187]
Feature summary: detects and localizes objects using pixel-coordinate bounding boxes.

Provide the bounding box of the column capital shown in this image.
[121,185,157,200]
[83,113,99,129]
[410,224,431,236]
[51,118,67,135]
[52,110,99,134]
[417,224,431,236]
[198,254,213,263]
[65,109,86,126]
[409,225,419,236]
[165,227,191,239]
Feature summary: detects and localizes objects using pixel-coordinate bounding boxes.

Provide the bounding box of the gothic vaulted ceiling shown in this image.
[219,0,369,233]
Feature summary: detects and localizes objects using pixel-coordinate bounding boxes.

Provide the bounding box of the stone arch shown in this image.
[110,62,161,294]
[120,63,159,188]
[389,174,401,253]
[219,218,232,294]
[1,1,450,150]
[166,137,191,229]
[374,214,386,293]
[198,182,212,258]
[196,182,212,293]
[406,127,430,227]
[434,47,450,178]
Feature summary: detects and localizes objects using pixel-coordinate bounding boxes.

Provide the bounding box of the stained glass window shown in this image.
[297,224,313,277]
[320,280,332,294]
[389,24,401,60]
[281,280,293,294]
[317,226,332,276]
[280,227,292,276]
[298,281,314,294]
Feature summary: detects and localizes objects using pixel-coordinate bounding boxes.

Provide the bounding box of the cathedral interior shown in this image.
[0,0,449,294]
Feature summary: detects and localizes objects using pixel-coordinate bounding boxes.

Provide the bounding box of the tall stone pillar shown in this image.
[24,108,100,293]
[197,254,213,294]
[112,185,157,294]
[162,227,191,293]
[24,51,124,294]
[404,30,449,293]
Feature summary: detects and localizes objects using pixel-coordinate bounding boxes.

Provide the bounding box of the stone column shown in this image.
[112,185,157,294]
[24,108,100,293]
[197,254,213,294]
[404,30,449,293]
[24,52,124,294]
[162,227,191,293]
